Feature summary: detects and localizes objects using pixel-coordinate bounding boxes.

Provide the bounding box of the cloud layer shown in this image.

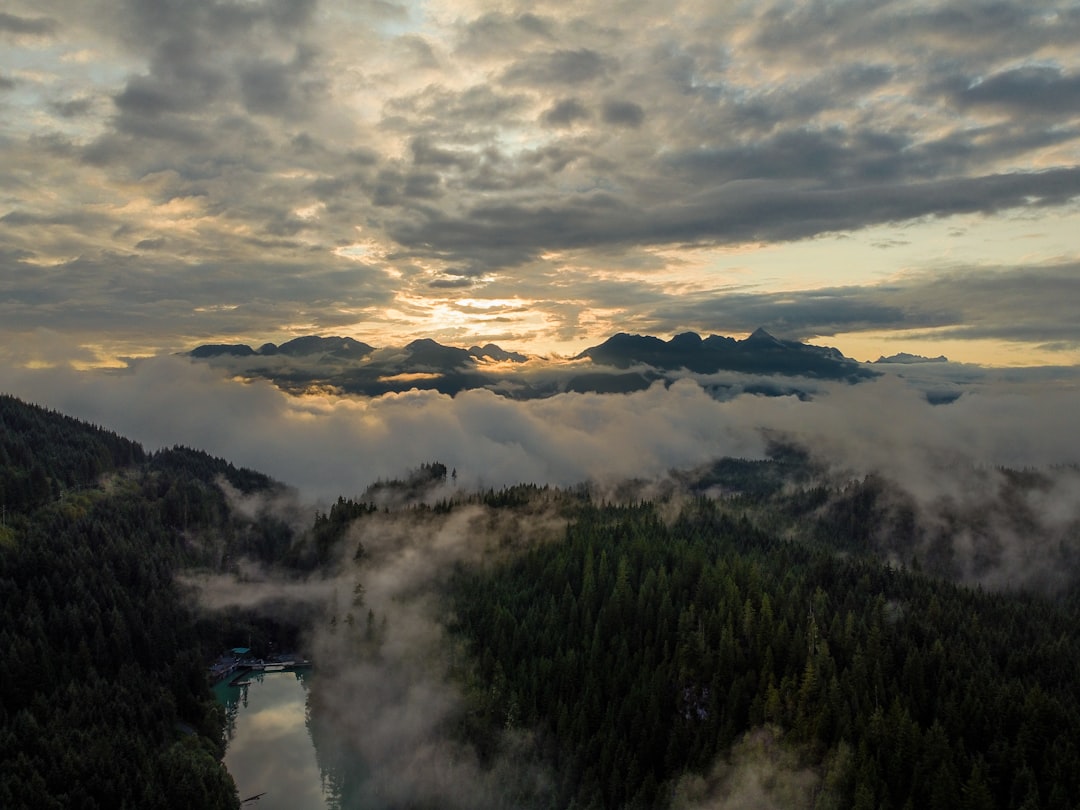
[4,353,1080,506]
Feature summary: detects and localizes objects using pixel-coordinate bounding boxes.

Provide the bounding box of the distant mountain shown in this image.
[270,335,375,359]
[403,338,473,368]
[189,336,533,366]
[190,335,374,360]
[578,328,873,381]
[189,335,530,397]
[189,343,257,358]
[874,352,949,364]
[187,330,876,398]
[469,343,529,363]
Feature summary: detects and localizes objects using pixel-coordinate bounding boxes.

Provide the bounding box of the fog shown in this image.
[672,728,822,810]
[6,352,1080,594]
[4,354,1080,507]
[185,502,564,808]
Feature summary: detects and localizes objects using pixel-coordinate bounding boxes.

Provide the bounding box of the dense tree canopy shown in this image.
[448,498,1080,809]
[0,396,296,809]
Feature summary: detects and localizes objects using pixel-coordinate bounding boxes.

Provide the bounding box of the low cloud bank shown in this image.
[0,354,769,499]
[3,354,1079,503]
[5,353,1080,594]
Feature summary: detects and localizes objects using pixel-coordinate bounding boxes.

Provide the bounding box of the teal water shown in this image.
[214,670,330,810]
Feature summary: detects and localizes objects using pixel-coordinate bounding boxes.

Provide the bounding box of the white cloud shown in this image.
[3,354,1080,506]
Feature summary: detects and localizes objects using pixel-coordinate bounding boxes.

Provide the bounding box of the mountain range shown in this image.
[577,328,871,379]
[187,329,875,399]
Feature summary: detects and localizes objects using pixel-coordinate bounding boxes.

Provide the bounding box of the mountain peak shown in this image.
[669,332,703,349]
[742,327,784,347]
[405,338,443,350]
[275,335,374,358]
[404,338,472,367]
[469,344,529,363]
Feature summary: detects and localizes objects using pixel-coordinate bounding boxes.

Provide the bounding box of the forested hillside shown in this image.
[447,499,1080,809]
[0,395,295,809]
[0,394,144,515]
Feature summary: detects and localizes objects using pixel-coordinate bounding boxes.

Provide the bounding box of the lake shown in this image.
[215,670,331,810]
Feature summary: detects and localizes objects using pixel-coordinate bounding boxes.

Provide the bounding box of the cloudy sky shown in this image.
[2,0,1079,369]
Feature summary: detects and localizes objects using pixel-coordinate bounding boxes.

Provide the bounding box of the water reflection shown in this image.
[216,671,330,810]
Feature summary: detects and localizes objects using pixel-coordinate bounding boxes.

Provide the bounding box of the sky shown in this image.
[2,0,1079,369]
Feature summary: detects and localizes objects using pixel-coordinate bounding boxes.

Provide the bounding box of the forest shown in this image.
[447,498,1080,808]
[4,391,1080,808]
[0,394,295,809]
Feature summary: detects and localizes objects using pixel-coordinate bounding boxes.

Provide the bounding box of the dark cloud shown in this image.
[542,98,590,127]
[0,208,108,229]
[48,97,96,118]
[0,249,396,349]
[113,67,226,118]
[403,171,442,199]
[0,11,59,36]
[927,323,1080,346]
[395,34,439,70]
[652,291,914,342]
[239,59,308,116]
[954,66,1080,113]
[346,146,378,165]
[89,0,326,171]
[501,48,611,86]
[384,190,630,269]
[601,99,644,127]
[645,262,1080,349]
[410,137,475,169]
[428,276,474,289]
[343,0,407,23]
[456,12,555,59]
[753,1,1071,63]
[371,168,405,207]
[714,63,897,136]
[382,164,1080,270]
[665,128,913,185]
[382,84,530,136]
[116,0,318,47]
[111,110,213,145]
